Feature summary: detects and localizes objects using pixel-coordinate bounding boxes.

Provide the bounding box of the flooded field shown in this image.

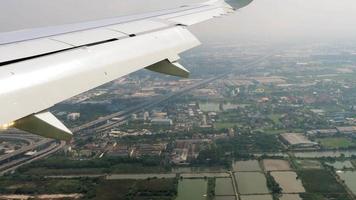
[175,179,207,200]
[214,196,236,200]
[337,171,356,194]
[232,160,261,172]
[215,178,235,196]
[326,161,354,169]
[296,159,322,169]
[240,195,273,200]
[280,194,302,200]
[294,150,356,158]
[262,159,291,171]
[106,173,175,180]
[271,172,305,193]
[235,172,269,194]
[181,173,229,178]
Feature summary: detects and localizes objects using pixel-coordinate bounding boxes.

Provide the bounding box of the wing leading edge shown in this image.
[0,0,253,140]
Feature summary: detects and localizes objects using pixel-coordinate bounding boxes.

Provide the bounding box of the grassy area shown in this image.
[17,156,170,176]
[214,122,237,129]
[226,134,283,153]
[268,114,282,125]
[94,178,177,200]
[0,175,97,195]
[0,175,177,200]
[317,137,355,149]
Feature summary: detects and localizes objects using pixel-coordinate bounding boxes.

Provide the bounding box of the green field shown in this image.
[94,178,177,200]
[214,122,237,129]
[268,114,282,125]
[317,137,355,149]
[298,170,350,199]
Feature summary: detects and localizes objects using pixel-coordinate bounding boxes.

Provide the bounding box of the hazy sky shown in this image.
[1,0,356,44]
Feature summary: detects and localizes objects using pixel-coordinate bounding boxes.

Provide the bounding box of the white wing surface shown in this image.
[0,0,253,140]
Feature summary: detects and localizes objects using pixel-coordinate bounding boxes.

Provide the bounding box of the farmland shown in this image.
[232,160,261,172]
[271,171,305,193]
[263,159,291,171]
[235,172,269,194]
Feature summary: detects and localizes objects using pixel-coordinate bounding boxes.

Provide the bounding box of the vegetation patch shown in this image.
[298,170,344,193]
[317,137,356,149]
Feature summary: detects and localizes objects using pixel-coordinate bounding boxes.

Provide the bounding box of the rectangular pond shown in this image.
[232,160,261,172]
[240,195,273,200]
[337,171,356,195]
[175,179,208,200]
[235,172,269,194]
[215,178,235,196]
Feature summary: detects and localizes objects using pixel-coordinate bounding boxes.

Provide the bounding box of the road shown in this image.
[0,141,66,175]
[0,132,65,175]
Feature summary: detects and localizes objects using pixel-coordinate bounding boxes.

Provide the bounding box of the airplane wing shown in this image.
[0,0,253,140]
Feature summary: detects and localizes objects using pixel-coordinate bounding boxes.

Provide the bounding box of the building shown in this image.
[306,129,338,137]
[67,112,80,121]
[107,145,132,157]
[336,126,356,134]
[280,133,318,149]
[133,143,166,157]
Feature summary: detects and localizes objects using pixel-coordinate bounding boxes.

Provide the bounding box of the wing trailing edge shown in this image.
[146,59,190,78]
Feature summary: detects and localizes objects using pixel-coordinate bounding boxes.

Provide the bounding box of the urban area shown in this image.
[1,41,356,200]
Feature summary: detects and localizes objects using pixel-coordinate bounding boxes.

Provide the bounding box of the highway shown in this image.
[0,141,66,175]
[0,132,65,175]
[73,54,272,133]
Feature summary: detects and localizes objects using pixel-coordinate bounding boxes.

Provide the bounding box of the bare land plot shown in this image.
[263,159,291,171]
[280,194,302,200]
[271,172,305,193]
[295,159,322,169]
[232,160,261,172]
